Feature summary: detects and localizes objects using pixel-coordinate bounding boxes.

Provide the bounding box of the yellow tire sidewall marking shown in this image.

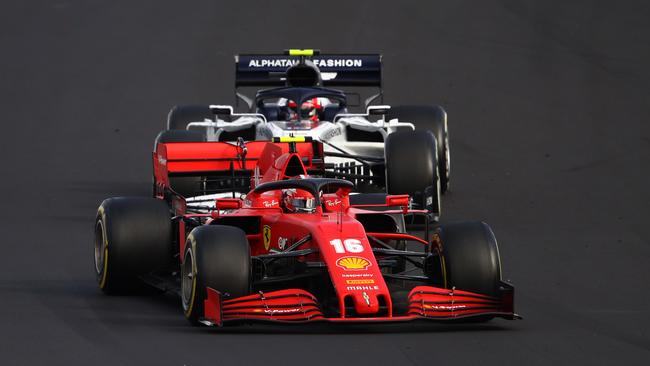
[432,232,447,289]
[98,206,109,289]
[440,254,448,289]
[183,236,198,318]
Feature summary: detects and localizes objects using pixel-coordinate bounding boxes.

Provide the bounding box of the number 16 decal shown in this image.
[329,238,363,253]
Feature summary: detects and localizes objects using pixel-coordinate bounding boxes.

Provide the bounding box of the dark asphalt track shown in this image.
[2,1,650,365]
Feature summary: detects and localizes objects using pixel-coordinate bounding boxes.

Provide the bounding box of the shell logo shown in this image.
[336,256,371,271]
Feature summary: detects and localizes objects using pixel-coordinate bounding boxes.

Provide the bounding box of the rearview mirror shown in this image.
[209,105,234,115]
[215,198,242,210]
[385,194,409,207]
[367,105,391,115]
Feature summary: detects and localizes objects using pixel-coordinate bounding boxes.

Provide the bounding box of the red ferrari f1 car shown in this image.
[94,136,517,325]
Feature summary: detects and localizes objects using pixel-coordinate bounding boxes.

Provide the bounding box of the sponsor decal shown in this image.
[157,154,166,165]
[277,237,288,250]
[345,279,375,285]
[263,225,271,250]
[346,285,380,291]
[320,127,342,140]
[341,273,373,278]
[321,72,337,81]
[265,308,301,314]
[336,256,371,271]
[263,199,278,208]
[252,308,302,314]
[325,199,342,207]
[248,59,296,68]
[247,58,363,68]
[423,304,467,311]
[315,59,363,68]
[330,238,364,253]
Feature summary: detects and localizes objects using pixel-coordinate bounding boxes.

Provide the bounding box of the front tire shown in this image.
[181,225,251,324]
[94,197,172,294]
[436,221,502,297]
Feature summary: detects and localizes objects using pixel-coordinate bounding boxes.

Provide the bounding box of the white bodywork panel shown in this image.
[182,106,416,199]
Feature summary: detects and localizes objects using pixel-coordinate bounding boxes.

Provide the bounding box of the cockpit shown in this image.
[247,178,353,214]
[255,87,348,124]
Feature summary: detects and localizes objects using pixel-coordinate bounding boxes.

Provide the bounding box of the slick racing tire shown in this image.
[167,104,254,142]
[94,197,172,294]
[387,105,450,194]
[154,129,206,145]
[435,221,502,297]
[153,130,206,198]
[167,104,213,131]
[384,130,441,219]
[182,225,251,325]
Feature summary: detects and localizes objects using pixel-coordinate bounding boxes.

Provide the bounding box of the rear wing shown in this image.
[234,51,383,111]
[235,53,382,88]
[153,140,324,199]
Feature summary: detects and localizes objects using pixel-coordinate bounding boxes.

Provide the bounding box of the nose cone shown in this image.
[351,290,380,314]
[311,218,392,318]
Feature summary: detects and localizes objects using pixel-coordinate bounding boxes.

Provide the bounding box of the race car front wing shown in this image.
[200,283,519,326]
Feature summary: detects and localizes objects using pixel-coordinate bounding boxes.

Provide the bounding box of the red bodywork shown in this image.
[153,139,517,326]
[153,140,321,200]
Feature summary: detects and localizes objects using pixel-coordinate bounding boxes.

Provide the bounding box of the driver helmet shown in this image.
[288,98,323,121]
[282,189,316,213]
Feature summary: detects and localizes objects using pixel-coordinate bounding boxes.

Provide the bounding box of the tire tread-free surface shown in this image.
[385,130,441,216]
[437,221,501,297]
[387,105,450,193]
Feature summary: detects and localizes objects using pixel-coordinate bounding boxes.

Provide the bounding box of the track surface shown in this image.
[2,1,650,365]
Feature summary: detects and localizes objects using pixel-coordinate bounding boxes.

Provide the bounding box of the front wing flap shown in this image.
[407,282,516,320]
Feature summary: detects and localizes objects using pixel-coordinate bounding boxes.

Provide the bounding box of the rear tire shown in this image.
[436,221,502,297]
[167,105,251,142]
[384,130,441,219]
[167,105,213,131]
[182,225,251,325]
[94,197,172,294]
[387,105,450,194]
[154,129,206,145]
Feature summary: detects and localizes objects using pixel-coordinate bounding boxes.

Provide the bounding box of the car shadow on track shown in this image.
[191,322,513,335]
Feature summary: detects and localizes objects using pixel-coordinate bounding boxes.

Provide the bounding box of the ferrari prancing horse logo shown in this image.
[263,225,271,250]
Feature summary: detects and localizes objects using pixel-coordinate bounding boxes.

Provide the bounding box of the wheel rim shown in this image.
[94,220,106,276]
[181,249,195,312]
